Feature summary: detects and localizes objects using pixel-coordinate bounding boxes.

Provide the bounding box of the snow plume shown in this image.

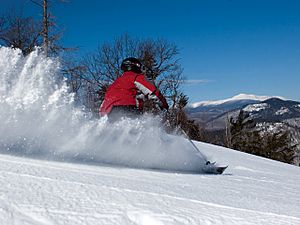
[0,47,207,172]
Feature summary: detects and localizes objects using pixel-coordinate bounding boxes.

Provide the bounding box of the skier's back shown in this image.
[100,57,169,121]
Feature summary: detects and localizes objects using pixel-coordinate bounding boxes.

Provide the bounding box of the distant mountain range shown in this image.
[186,94,300,130]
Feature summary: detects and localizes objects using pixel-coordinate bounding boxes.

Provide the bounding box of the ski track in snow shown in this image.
[0,142,300,225]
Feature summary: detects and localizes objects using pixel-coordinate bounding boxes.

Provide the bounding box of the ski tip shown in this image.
[203,165,228,175]
[216,166,228,174]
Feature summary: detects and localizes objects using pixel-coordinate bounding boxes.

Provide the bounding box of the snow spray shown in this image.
[0,47,207,172]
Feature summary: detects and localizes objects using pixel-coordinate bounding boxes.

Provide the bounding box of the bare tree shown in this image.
[30,0,68,56]
[0,11,42,55]
[138,38,184,109]
[0,0,67,56]
[62,58,85,93]
[78,33,185,114]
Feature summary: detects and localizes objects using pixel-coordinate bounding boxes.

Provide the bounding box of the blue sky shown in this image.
[2,0,300,102]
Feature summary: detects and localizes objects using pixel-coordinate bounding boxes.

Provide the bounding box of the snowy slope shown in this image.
[1,142,300,225]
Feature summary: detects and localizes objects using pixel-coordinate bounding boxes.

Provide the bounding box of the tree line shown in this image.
[227,110,297,164]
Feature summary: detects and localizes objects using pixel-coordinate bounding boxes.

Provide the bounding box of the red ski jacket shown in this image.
[100,71,169,116]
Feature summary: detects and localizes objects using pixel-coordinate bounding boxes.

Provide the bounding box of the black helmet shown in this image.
[121,57,145,73]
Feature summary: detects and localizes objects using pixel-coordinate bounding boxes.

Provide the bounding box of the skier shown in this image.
[100,57,169,121]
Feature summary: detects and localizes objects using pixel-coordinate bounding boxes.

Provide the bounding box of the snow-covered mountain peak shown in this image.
[231,93,272,101]
[190,93,284,108]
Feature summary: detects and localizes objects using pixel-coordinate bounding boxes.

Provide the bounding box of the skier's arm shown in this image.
[134,75,169,110]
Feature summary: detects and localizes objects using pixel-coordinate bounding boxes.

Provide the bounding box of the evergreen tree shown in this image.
[229,110,296,164]
[229,110,260,152]
[260,131,296,164]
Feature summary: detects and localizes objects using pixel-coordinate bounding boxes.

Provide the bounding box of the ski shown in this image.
[203,162,228,174]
